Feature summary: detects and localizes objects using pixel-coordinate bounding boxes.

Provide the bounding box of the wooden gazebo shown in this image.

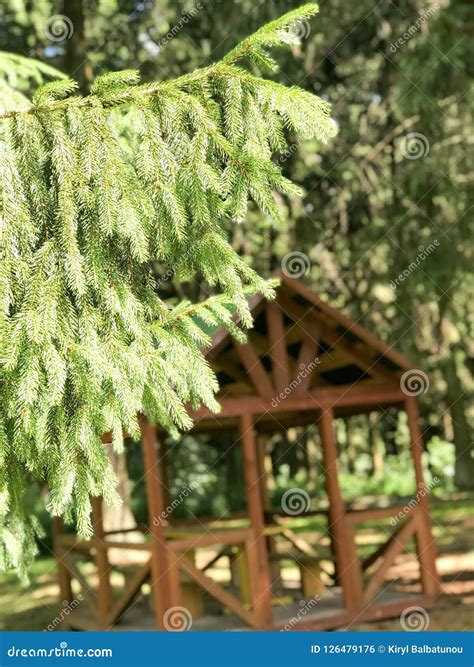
[53,273,440,631]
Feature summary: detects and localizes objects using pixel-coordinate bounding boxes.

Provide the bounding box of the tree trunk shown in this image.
[285,428,300,478]
[102,448,146,564]
[62,0,93,92]
[443,357,474,490]
[368,413,384,477]
[305,429,318,491]
[103,449,137,533]
[345,418,357,475]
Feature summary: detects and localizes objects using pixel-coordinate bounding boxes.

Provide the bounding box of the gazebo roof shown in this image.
[204,272,412,400]
[181,272,417,432]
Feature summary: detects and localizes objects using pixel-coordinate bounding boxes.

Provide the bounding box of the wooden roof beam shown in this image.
[189,382,405,421]
[234,340,275,399]
[214,352,254,387]
[277,294,396,382]
[277,274,413,371]
[266,301,290,393]
[294,326,321,394]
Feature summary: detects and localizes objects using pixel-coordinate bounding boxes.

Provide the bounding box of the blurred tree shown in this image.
[1,0,471,499]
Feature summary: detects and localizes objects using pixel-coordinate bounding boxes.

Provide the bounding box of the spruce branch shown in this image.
[223,3,320,67]
[0,4,335,574]
[0,5,323,122]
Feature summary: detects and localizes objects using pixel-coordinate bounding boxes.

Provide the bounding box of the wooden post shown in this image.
[160,438,172,513]
[256,433,281,589]
[91,496,113,628]
[299,559,325,598]
[405,396,440,597]
[319,408,362,610]
[229,544,252,605]
[141,417,181,630]
[240,413,273,627]
[52,517,73,606]
[256,433,271,512]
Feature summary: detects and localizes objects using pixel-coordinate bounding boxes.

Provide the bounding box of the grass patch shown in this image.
[0,557,59,631]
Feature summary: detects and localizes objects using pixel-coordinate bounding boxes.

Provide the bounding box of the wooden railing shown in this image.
[53,497,434,630]
[342,500,424,609]
[53,525,267,630]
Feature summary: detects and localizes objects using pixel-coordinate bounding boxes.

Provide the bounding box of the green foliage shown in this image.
[0,4,336,574]
[422,438,457,494]
[0,52,65,112]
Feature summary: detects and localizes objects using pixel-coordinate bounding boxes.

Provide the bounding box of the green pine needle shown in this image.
[0,4,335,575]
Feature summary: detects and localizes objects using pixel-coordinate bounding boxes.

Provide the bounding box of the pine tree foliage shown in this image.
[0,3,336,573]
[0,51,66,113]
